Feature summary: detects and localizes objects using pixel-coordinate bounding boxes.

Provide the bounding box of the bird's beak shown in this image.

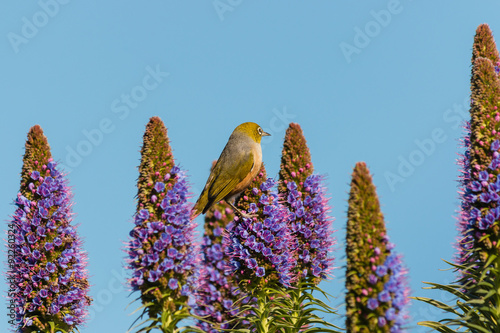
[262,131,271,137]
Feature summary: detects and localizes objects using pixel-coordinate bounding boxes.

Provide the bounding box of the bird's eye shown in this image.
[258,127,263,135]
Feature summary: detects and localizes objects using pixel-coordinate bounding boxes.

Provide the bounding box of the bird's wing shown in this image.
[204,149,254,213]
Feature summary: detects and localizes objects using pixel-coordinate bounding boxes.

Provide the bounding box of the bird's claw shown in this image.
[226,201,256,220]
[237,211,257,220]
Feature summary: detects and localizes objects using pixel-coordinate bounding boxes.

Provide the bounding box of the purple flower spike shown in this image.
[8,126,91,332]
[444,33,500,332]
[346,162,410,332]
[456,52,500,271]
[125,117,199,330]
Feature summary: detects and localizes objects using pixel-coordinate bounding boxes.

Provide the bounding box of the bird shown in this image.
[192,122,271,218]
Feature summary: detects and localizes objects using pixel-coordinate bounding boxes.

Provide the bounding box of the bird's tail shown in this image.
[191,190,208,219]
[192,160,217,219]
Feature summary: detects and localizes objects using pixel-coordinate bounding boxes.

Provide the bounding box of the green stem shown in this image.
[257,290,270,333]
[160,306,192,333]
[495,255,500,320]
[161,310,174,333]
[289,286,302,333]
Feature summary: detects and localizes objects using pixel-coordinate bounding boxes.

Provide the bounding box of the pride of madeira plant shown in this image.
[8,125,91,333]
[416,24,500,332]
[275,123,339,333]
[346,162,409,332]
[126,117,198,333]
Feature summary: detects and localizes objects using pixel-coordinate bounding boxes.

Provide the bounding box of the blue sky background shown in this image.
[1,1,499,332]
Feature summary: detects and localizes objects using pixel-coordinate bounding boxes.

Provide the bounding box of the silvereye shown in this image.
[192,122,271,218]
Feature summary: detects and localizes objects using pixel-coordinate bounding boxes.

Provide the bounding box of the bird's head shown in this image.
[234,122,271,143]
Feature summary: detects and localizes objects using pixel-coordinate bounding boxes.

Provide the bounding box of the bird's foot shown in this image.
[226,201,257,220]
[236,211,257,220]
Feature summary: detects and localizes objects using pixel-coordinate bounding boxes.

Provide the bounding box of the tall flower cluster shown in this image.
[416,24,500,332]
[279,123,335,284]
[346,162,409,332]
[194,186,245,332]
[457,24,500,267]
[267,122,341,333]
[8,125,91,332]
[223,165,297,291]
[125,117,198,329]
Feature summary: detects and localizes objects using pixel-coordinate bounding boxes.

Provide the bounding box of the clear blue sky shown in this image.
[1,1,499,332]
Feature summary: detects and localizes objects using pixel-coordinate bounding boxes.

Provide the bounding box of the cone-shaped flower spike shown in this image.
[8,125,91,332]
[456,24,500,269]
[126,117,198,332]
[417,24,500,332]
[346,162,409,333]
[278,123,335,284]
